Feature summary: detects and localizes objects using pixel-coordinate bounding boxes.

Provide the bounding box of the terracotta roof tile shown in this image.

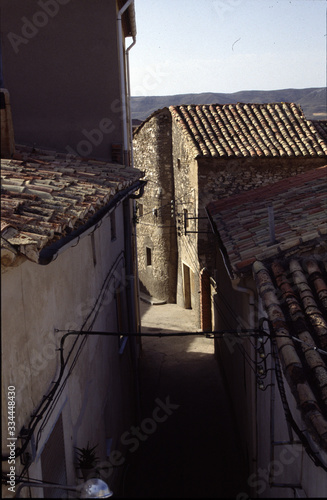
[206,166,327,276]
[253,257,327,451]
[1,145,143,266]
[169,103,327,159]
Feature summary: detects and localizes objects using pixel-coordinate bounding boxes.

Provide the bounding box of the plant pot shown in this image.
[80,467,98,481]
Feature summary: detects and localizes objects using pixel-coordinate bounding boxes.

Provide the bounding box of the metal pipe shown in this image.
[126,36,136,167]
[38,180,146,265]
[117,0,134,166]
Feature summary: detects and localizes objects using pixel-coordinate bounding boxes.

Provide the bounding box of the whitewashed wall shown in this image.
[2,202,139,497]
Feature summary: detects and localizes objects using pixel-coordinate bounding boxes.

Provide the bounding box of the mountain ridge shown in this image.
[131,87,327,122]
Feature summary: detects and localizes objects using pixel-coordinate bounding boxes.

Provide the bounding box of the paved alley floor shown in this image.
[120,301,249,498]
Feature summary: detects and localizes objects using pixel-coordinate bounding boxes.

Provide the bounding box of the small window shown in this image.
[183,209,189,229]
[138,203,143,217]
[146,247,152,266]
[110,212,116,241]
[177,158,181,169]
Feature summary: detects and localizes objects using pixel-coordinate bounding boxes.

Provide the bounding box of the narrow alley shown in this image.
[120,300,250,498]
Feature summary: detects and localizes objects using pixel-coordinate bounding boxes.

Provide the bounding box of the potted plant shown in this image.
[75,442,100,481]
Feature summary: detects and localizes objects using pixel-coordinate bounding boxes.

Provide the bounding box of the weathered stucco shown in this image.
[1,0,130,162]
[1,203,139,496]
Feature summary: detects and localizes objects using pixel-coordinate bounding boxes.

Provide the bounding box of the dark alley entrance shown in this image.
[119,301,249,498]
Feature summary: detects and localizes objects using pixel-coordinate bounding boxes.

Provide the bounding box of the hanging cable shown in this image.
[3,251,126,463]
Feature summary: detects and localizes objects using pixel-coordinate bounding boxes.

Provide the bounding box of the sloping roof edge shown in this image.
[132,107,169,135]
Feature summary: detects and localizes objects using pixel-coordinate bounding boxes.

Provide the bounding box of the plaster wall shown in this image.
[1,0,126,161]
[1,203,138,495]
[212,253,257,483]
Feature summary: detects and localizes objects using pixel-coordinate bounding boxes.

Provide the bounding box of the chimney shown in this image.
[1,89,15,158]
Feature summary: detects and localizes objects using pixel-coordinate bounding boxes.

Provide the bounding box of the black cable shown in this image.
[35,253,126,449]
[2,251,126,463]
[271,334,327,472]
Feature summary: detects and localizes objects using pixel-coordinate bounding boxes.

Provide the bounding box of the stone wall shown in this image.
[133,109,177,302]
[171,120,201,325]
[197,156,327,208]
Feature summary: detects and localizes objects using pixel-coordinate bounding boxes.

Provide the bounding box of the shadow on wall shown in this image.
[139,279,152,298]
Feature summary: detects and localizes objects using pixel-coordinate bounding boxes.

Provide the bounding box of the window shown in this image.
[146,247,152,266]
[183,208,189,231]
[138,202,143,217]
[110,211,116,241]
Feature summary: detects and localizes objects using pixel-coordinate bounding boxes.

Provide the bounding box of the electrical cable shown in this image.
[271,334,327,472]
[35,253,126,449]
[138,187,195,218]
[2,251,126,463]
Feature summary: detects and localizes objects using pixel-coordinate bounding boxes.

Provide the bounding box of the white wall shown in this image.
[1,203,138,497]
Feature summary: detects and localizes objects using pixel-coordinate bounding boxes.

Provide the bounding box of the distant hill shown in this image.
[131,87,327,122]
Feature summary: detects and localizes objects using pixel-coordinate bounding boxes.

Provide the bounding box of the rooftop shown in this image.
[169,103,327,159]
[1,145,143,267]
[206,165,327,277]
[254,256,327,453]
[207,166,327,452]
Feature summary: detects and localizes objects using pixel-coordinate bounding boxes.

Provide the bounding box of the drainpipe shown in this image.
[123,198,141,421]
[117,0,135,166]
[126,36,136,167]
[200,267,212,332]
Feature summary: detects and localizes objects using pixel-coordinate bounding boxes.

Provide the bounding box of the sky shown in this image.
[129,0,327,97]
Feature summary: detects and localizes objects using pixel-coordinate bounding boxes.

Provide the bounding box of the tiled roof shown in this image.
[254,257,327,452]
[1,145,143,267]
[312,120,327,141]
[169,103,327,159]
[206,166,327,276]
[207,166,327,450]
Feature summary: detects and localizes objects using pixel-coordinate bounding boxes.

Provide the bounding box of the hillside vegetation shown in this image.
[131,87,326,122]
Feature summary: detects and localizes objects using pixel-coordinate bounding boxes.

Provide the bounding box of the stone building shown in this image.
[133,103,327,328]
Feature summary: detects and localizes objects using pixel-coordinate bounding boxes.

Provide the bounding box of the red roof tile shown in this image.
[1,145,143,266]
[254,257,327,452]
[206,166,327,276]
[169,103,327,159]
